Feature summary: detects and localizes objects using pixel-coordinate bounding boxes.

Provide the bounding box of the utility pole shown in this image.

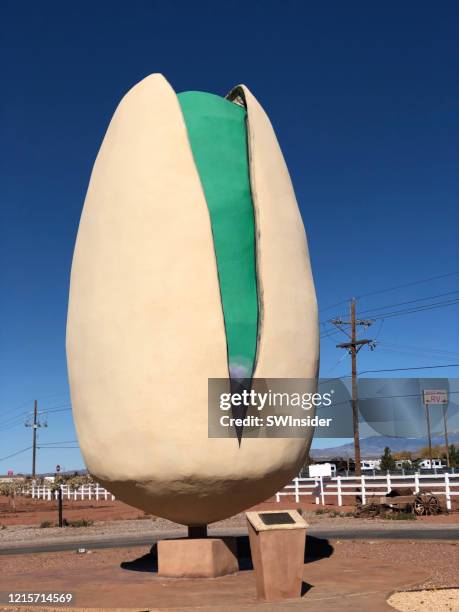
[443,404,450,468]
[32,400,38,478]
[331,299,374,476]
[424,400,433,468]
[25,400,47,479]
[422,390,448,470]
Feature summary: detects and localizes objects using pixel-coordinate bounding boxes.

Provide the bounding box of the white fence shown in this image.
[30,484,115,501]
[23,474,459,511]
[276,473,459,511]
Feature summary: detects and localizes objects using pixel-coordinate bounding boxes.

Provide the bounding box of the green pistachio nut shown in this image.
[67,74,319,525]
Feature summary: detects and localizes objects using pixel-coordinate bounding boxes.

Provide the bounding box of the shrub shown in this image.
[40,521,53,528]
[0,481,24,511]
[63,518,93,528]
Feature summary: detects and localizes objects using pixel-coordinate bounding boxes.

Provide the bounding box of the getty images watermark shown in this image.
[208,376,459,438]
[208,378,343,438]
[219,388,333,427]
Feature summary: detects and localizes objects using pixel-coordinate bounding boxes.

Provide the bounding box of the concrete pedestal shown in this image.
[246,510,307,601]
[157,537,238,578]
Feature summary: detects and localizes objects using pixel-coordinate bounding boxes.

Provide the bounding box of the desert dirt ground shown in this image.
[0,496,143,526]
[0,495,457,610]
[1,494,458,528]
[0,540,457,610]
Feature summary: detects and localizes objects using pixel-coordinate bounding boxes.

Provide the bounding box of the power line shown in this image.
[41,404,71,413]
[354,272,459,302]
[39,440,78,446]
[320,329,341,340]
[321,333,344,348]
[322,352,348,375]
[0,392,70,421]
[0,446,33,462]
[0,415,30,430]
[358,364,459,375]
[324,296,459,326]
[378,341,459,359]
[333,290,459,320]
[376,347,458,362]
[370,298,459,321]
[0,421,28,433]
[319,362,459,382]
[40,407,72,416]
[37,446,79,449]
[0,410,31,428]
[319,271,459,313]
[0,401,71,435]
[0,407,72,434]
[373,319,385,341]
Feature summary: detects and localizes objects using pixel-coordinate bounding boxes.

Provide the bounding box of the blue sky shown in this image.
[1,1,458,473]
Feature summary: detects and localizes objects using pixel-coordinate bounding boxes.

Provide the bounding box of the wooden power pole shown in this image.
[25,400,47,479]
[32,400,38,478]
[331,299,374,476]
[443,405,450,468]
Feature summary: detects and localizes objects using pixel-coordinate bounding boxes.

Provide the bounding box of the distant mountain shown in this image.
[311,431,459,459]
[4,468,89,478]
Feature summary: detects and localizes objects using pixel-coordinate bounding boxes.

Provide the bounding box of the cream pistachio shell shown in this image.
[66,74,319,525]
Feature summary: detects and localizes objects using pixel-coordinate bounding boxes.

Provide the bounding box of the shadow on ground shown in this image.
[120,535,333,574]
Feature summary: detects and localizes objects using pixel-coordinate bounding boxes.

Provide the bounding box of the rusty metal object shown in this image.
[356,489,441,517]
[413,492,441,516]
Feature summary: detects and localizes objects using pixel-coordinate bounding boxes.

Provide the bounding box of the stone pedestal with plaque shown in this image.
[246,509,308,601]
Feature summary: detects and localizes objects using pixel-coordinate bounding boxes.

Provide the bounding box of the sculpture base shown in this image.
[157,537,238,578]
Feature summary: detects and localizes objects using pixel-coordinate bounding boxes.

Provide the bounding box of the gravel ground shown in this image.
[1,539,457,588]
[0,516,183,543]
[0,514,247,544]
[0,511,457,546]
[0,540,459,589]
[388,589,459,611]
[0,513,351,544]
[0,541,456,610]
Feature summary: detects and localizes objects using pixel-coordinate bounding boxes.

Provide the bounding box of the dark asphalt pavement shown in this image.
[0,525,457,555]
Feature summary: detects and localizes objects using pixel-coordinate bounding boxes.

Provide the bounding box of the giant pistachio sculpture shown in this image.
[67,74,319,525]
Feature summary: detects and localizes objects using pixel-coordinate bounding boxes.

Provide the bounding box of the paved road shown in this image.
[311,527,459,541]
[1,525,457,555]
